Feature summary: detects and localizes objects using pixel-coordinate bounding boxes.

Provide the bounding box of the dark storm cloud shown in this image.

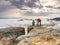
[10,0,25,9]
[26,0,38,7]
[26,0,43,8]
[9,0,43,9]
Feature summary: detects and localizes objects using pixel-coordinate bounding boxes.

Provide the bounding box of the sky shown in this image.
[0,0,60,18]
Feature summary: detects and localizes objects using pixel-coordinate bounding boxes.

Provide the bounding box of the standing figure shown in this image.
[32,20,35,26]
[36,18,41,26]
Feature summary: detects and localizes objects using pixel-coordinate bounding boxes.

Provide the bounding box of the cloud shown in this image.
[0,0,21,18]
[23,10,60,16]
[44,0,60,6]
[54,6,60,9]
[10,0,43,9]
[9,0,60,10]
[45,5,54,8]
[0,0,60,18]
[45,5,60,9]
[0,5,14,12]
[0,7,21,18]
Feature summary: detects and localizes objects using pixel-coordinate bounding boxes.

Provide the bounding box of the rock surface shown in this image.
[17,26,60,45]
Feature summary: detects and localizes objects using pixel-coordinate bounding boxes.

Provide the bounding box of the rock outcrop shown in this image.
[17,26,60,45]
[0,27,25,40]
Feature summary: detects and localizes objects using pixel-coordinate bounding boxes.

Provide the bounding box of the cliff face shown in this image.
[17,26,60,45]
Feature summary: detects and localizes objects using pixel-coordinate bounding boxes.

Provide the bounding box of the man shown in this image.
[36,18,41,26]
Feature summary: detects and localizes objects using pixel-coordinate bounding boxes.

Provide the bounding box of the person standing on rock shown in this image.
[36,18,41,26]
[32,20,35,26]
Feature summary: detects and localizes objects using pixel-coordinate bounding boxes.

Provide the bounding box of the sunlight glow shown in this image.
[32,8,40,13]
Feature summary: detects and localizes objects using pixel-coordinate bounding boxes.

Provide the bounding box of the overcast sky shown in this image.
[0,0,60,18]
